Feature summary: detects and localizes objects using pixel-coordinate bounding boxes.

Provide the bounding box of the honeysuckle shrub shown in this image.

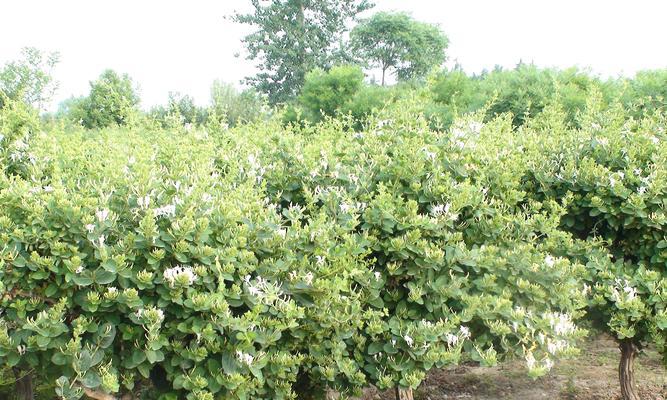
[0,96,41,178]
[1,101,589,399]
[221,103,590,394]
[518,99,667,365]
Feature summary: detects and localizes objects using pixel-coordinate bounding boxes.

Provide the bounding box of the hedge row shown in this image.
[0,96,664,400]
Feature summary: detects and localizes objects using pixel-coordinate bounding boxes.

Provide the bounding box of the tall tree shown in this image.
[350,12,448,85]
[232,0,373,105]
[73,70,140,129]
[0,47,60,110]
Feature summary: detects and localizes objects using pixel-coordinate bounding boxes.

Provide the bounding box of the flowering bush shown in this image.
[1,101,591,399]
[517,99,667,399]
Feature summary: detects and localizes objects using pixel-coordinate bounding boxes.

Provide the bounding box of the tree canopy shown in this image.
[350,12,448,85]
[0,47,60,111]
[73,70,140,129]
[232,0,373,104]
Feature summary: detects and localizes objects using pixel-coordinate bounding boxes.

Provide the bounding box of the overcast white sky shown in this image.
[1,0,666,111]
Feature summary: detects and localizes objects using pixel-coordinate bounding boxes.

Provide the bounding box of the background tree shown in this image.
[210,80,266,127]
[74,70,140,129]
[0,47,60,111]
[232,0,373,105]
[148,92,208,128]
[350,12,448,85]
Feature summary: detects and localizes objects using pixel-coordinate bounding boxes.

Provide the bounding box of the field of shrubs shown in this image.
[0,76,666,400]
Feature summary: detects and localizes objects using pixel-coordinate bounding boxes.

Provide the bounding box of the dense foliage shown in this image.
[1,95,600,399]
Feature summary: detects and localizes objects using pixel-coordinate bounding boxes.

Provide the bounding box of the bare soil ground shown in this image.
[368,335,666,400]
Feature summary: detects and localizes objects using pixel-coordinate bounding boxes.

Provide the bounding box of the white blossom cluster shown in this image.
[431,203,458,221]
[544,312,576,336]
[610,279,638,302]
[450,120,483,149]
[137,195,151,209]
[96,209,110,222]
[236,350,254,366]
[544,255,556,267]
[288,271,314,285]
[135,307,165,324]
[245,154,266,183]
[154,204,176,218]
[244,275,285,303]
[163,265,197,287]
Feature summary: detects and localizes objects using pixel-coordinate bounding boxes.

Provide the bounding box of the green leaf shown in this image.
[80,370,101,389]
[94,269,116,284]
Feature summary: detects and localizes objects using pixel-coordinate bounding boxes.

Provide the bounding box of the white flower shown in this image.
[107,287,118,294]
[468,121,483,134]
[17,345,26,355]
[452,127,465,139]
[304,272,314,285]
[75,266,84,274]
[97,235,106,247]
[96,209,110,222]
[431,204,445,216]
[315,255,326,266]
[374,271,381,282]
[423,148,436,161]
[43,186,54,193]
[403,334,414,347]
[163,265,197,287]
[236,350,254,366]
[638,186,647,195]
[546,312,576,336]
[623,284,637,300]
[248,285,262,297]
[85,224,95,233]
[137,195,150,209]
[545,255,555,267]
[525,352,536,369]
[155,204,176,218]
[459,326,471,338]
[340,202,354,213]
[446,333,459,346]
[543,357,554,371]
[650,136,660,144]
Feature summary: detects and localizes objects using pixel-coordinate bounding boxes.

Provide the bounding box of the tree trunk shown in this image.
[381,66,387,86]
[395,387,414,400]
[618,339,640,400]
[13,369,33,400]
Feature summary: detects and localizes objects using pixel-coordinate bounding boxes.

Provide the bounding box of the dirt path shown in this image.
[368,335,666,400]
